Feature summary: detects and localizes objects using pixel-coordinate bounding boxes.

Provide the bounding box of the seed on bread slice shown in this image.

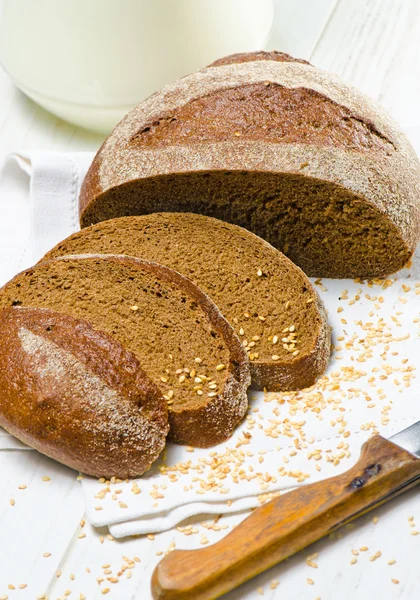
[0,306,168,478]
[44,213,331,391]
[0,254,250,447]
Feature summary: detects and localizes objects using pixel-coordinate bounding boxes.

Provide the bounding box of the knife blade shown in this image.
[151,425,420,600]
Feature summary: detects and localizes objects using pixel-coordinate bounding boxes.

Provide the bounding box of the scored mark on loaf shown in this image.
[18,326,159,444]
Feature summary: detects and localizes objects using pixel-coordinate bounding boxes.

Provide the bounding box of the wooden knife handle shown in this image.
[151,435,420,600]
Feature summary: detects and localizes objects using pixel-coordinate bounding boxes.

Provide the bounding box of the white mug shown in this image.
[0,0,273,132]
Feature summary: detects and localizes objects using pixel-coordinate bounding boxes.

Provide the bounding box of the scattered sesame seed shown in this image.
[388,559,396,565]
[257,269,263,277]
[391,579,399,584]
[272,355,280,361]
[216,364,226,371]
[41,476,51,482]
[369,551,381,561]
[130,305,139,311]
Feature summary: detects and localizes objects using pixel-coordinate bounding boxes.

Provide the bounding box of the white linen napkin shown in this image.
[0,130,419,536]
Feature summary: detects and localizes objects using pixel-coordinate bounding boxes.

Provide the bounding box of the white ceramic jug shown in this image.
[0,0,273,132]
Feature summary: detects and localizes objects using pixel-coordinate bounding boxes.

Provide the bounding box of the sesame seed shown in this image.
[391,579,399,584]
[239,328,244,335]
[307,578,314,585]
[18,484,26,490]
[272,355,280,361]
[130,305,139,311]
[43,553,51,558]
[369,551,381,561]
[257,269,263,277]
[102,589,110,595]
[388,559,396,565]
[196,390,203,396]
[208,392,217,397]
[195,357,202,364]
[272,335,278,345]
[216,364,226,371]
[41,476,51,482]
[350,558,357,565]
[9,499,14,506]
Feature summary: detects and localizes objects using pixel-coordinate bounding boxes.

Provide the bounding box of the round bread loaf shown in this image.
[0,255,250,447]
[43,213,331,391]
[79,51,420,278]
[0,307,168,478]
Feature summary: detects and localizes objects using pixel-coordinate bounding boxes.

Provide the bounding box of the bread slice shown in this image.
[44,213,331,391]
[0,307,168,478]
[0,255,250,447]
[79,51,420,278]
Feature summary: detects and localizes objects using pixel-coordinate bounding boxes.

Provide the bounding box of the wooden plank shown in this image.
[267,0,339,59]
[310,0,420,124]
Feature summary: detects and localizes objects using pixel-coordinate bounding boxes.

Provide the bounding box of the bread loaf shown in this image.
[0,255,250,447]
[0,307,168,478]
[79,51,420,278]
[44,213,331,391]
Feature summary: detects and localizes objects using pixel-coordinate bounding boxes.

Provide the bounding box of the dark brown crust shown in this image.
[208,51,311,67]
[0,255,251,448]
[0,307,169,478]
[78,51,420,277]
[43,214,331,392]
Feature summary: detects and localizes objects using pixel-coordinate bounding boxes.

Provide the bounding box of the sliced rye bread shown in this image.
[0,255,250,447]
[79,51,420,278]
[43,213,331,391]
[0,307,168,478]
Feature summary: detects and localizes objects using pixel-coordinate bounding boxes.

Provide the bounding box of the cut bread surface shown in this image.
[0,255,250,447]
[44,213,331,391]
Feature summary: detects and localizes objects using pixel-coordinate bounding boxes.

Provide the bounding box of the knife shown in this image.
[151,425,420,600]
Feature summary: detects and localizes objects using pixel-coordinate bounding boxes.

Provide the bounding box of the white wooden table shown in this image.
[1,1,420,598]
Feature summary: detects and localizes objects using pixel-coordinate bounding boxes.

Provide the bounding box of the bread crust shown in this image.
[79,55,420,276]
[0,255,251,448]
[0,306,169,478]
